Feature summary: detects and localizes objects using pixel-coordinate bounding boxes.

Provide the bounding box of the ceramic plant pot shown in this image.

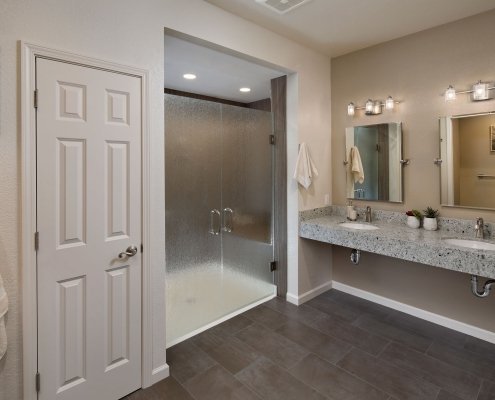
[407,216,420,229]
[423,217,438,231]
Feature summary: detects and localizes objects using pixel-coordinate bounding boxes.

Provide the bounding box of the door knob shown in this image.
[118,245,138,259]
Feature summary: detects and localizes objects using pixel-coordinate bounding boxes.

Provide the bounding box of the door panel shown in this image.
[37,58,142,400]
[164,94,222,273]
[221,105,274,286]
[164,94,222,343]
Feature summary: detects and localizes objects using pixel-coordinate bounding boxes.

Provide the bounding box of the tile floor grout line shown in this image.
[330,352,398,400]
[377,342,484,399]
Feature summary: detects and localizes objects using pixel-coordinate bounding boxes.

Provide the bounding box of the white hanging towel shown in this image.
[0,272,7,360]
[294,142,318,189]
[350,146,364,184]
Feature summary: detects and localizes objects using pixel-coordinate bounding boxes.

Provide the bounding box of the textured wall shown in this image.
[0,0,332,397]
[331,10,495,330]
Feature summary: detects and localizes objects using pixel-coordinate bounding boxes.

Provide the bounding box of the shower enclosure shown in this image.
[165,94,276,346]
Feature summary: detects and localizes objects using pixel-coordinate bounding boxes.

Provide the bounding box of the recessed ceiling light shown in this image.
[183,73,196,80]
[240,87,251,93]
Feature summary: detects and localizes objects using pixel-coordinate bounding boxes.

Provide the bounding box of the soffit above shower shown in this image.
[164,35,285,103]
[205,0,495,57]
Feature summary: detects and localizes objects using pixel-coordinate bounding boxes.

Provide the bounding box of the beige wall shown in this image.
[458,115,495,208]
[331,10,495,331]
[332,250,495,332]
[0,1,332,398]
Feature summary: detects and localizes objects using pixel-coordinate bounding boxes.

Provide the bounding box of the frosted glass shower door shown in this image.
[165,95,223,345]
[221,105,275,291]
[165,94,276,347]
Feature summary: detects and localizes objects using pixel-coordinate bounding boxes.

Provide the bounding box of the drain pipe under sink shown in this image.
[471,275,495,298]
[350,249,361,265]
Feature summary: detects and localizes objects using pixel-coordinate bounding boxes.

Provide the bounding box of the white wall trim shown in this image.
[332,281,495,344]
[21,42,167,400]
[286,281,333,306]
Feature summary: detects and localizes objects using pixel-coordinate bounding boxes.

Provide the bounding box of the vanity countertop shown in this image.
[299,208,495,279]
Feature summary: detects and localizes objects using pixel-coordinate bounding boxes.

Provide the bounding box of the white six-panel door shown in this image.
[36,58,142,400]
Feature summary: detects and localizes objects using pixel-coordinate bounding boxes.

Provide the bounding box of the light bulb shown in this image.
[183,73,196,80]
[385,96,394,110]
[472,81,490,101]
[372,101,382,115]
[365,99,373,114]
[240,87,251,93]
[445,85,456,102]
[347,102,355,116]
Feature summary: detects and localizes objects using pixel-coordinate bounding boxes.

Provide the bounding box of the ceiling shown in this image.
[165,35,285,103]
[205,0,495,57]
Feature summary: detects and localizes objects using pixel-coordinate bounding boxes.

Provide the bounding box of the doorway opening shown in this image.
[164,33,287,347]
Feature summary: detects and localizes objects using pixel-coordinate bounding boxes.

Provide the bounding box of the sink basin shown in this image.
[339,222,379,231]
[443,238,495,251]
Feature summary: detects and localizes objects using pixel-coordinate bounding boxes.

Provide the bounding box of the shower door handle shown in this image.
[222,208,233,233]
[209,209,221,235]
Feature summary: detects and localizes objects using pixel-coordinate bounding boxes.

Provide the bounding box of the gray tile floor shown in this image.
[126,290,495,400]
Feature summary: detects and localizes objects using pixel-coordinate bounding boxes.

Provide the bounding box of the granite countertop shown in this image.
[299,206,495,279]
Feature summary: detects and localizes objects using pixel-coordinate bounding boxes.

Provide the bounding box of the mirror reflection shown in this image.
[345,123,403,202]
[439,112,495,210]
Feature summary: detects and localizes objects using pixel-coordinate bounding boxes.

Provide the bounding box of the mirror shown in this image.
[345,122,403,202]
[439,112,495,210]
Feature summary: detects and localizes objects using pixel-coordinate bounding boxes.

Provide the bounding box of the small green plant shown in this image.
[406,209,422,219]
[423,207,439,218]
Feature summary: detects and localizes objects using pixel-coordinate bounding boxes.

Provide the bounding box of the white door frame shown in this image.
[21,42,168,400]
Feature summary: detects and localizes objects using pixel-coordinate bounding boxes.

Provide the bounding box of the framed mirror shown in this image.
[345,122,403,202]
[439,112,495,210]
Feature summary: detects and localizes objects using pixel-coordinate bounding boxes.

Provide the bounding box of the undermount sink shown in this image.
[443,238,495,251]
[339,222,379,231]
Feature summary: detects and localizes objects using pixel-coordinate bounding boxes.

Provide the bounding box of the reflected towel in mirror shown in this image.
[294,142,318,189]
[0,272,7,360]
[350,146,364,184]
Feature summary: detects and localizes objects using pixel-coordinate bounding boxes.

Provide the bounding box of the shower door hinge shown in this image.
[270,261,277,272]
[35,372,40,392]
[34,89,38,109]
[34,231,39,252]
[269,135,275,145]
[140,243,143,253]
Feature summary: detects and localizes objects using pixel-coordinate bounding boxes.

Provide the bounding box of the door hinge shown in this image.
[270,261,277,272]
[269,134,275,145]
[34,89,38,109]
[34,232,39,252]
[35,372,40,392]
[140,243,143,253]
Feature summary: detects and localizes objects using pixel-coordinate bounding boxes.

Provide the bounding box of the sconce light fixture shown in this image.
[347,96,399,116]
[444,80,494,102]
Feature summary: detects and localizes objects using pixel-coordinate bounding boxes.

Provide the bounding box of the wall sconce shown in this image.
[444,80,494,102]
[347,96,399,116]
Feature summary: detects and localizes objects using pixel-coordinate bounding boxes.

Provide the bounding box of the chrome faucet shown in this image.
[365,206,372,223]
[475,217,484,239]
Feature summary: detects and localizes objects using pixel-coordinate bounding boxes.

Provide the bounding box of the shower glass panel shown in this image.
[165,94,276,347]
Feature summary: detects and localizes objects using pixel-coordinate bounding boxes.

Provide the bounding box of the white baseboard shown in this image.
[286,281,333,306]
[332,281,495,344]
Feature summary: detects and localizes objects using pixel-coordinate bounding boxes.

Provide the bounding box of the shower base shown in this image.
[166,267,276,347]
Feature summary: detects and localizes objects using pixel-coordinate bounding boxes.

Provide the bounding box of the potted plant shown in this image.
[406,209,422,229]
[423,207,439,231]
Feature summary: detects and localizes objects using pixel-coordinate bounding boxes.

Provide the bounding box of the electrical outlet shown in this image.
[324,193,330,205]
